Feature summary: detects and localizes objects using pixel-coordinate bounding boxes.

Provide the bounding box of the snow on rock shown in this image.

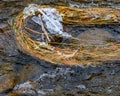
[23,4,71,39]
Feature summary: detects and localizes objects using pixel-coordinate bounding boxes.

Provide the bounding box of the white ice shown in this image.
[23,4,71,38]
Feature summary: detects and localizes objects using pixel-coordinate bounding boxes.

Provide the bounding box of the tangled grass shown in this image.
[13,5,120,66]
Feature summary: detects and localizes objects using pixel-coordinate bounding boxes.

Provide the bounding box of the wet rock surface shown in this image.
[0,0,120,96]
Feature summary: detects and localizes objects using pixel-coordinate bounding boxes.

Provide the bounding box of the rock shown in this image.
[18,64,41,83]
[0,23,8,29]
[0,23,8,33]
[6,91,20,96]
[0,64,13,75]
[70,0,120,7]
[1,0,21,2]
[0,1,120,96]
[77,28,116,46]
[11,81,39,96]
[36,0,69,5]
[0,74,18,93]
[0,64,18,93]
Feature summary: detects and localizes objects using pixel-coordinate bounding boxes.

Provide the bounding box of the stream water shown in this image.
[0,0,120,96]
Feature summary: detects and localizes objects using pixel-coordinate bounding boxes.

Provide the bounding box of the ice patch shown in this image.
[39,8,63,35]
[32,16,42,25]
[23,4,71,39]
[76,84,86,89]
[23,4,39,18]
